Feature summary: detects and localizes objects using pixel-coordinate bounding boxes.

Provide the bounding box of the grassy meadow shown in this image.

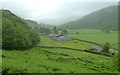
[68,29,118,49]
[2,47,118,73]
[37,36,95,50]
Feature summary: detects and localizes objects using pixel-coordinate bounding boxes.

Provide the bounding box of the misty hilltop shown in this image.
[59,5,118,31]
[25,20,54,28]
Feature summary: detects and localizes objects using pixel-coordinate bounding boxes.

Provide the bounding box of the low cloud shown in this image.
[1,0,118,25]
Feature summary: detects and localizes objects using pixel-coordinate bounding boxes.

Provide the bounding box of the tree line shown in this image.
[34,26,51,35]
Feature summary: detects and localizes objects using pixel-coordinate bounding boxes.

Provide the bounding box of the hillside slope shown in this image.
[59,5,118,31]
[2,9,40,50]
[2,47,118,73]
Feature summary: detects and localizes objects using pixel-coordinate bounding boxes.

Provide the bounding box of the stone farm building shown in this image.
[48,33,72,41]
[91,46,102,51]
[54,36,72,41]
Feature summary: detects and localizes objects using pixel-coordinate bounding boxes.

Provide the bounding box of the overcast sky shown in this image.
[1,0,118,25]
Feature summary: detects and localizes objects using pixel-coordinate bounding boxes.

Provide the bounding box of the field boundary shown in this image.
[111,43,120,46]
[68,33,106,34]
[36,46,112,57]
[73,38,103,46]
[36,46,83,51]
[72,38,119,50]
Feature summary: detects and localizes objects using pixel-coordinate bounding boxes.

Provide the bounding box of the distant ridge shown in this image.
[59,5,118,31]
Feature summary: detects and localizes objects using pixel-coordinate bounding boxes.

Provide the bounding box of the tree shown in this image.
[101,26,110,33]
[34,25,51,35]
[102,42,110,53]
[63,29,67,34]
[53,26,58,34]
[76,32,79,34]
[105,29,110,33]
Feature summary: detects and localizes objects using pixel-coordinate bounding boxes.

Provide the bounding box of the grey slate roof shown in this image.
[54,36,72,41]
[91,46,102,51]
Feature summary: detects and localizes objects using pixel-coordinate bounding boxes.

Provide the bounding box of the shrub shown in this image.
[58,57,63,59]
[52,67,61,71]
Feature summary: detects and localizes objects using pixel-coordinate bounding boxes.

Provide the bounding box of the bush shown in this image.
[58,57,63,59]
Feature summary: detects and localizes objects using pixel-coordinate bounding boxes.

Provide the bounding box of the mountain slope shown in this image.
[59,5,118,31]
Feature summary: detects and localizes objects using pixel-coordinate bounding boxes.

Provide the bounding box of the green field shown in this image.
[68,29,118,49]
[2,47,118,73]
[37,36,95,50]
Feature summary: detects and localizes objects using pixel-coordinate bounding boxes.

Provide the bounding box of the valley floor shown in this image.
[2,29,119,73]
[68,29,118,49]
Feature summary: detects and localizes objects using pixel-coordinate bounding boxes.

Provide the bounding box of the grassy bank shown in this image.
[2,47,118,73]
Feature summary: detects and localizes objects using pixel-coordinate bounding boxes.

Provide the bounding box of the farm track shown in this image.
[36,46,112,57]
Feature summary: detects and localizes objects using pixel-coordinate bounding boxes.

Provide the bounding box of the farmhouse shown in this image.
[48,33,72,41]
[48,33,64,37]
[91,46,102,51]
[54,36,72,41]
